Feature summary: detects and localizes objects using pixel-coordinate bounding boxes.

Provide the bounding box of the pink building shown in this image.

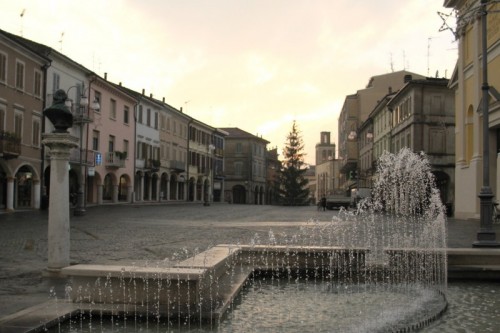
[85,74,135,204]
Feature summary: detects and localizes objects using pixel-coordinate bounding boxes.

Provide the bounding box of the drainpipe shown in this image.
[132,96,141,203]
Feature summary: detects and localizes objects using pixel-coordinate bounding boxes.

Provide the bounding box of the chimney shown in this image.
[150,93,153,98]
[119,82,122,86]
[142,89,145,95]
[180,107,183,112]
[404,74,412,83]
[104,72,107,80]
[388,86,392,94]
[162,97,165,103]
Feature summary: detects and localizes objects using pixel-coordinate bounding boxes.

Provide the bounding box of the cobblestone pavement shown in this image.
[0,203,497,319]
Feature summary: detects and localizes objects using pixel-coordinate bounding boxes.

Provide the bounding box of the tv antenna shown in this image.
[59,32,64,52]
[20,9,26,36]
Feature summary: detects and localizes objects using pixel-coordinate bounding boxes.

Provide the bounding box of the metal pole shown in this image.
[74,111,86,216]
[474,0,499,247]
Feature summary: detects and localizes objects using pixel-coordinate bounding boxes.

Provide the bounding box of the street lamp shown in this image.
[474,0,499,247]
[65,84,100,216]
[204,143,215,206]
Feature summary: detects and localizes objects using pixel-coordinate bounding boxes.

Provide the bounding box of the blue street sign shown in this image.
[95,152,102,166]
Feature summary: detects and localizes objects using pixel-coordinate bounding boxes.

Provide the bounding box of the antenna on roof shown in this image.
[390,53,394,72]
[19,9,26,36]
[59,32,64,52]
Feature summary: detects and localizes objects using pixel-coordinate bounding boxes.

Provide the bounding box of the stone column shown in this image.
[6,177,14,211]
[113,184,119,202]
[97,185,103,205]
[42,133,78,272]
[33,180,40,209]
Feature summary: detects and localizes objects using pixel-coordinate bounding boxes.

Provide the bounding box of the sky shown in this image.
[1,0,458,165]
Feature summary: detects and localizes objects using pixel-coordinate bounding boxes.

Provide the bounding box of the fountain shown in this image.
[43,148,447,332]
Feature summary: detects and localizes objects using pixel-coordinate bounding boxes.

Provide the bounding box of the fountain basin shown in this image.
[61,245,370,323]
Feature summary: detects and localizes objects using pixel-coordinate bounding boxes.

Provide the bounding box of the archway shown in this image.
[160,173,168,200]
[16,165,33,208]
[232,185,246,204]
[144,173,151,200]
[103,174,114,201]
[151,173,159,201]
[169,174,177,200]
[188,178,195,201]
[0,167,6,209]
[118,174,129,202]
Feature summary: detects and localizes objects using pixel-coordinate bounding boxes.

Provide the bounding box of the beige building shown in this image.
[220,127,269,204]
[387,78,455,209]
[338,70,425,191]
[315,131,340,200]
[445,0,500,219]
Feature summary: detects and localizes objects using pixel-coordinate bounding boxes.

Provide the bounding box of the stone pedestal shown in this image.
[42,133,79,272]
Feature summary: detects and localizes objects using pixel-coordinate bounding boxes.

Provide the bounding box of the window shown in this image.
[0,52,6,83]
[52,73,60,93]
[147,108,151,126]
[94,91,101,112]
[123,106,129,124]
[92,130,100,151]
[32,117,40,147]
[160,114,165,130]
[234,162,243,176]
[138,105,143,123]
[108,135,115,153]
[236,143,242,153]
[154,112,158,129]
[110,99,116,119]
[14,112,23,142]
[15,60,25,90]
[123,140,129,158]
[34,70,42,97]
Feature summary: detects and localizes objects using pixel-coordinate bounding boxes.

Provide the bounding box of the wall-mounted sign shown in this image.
[88,167,95,176]
[95,152,102,166]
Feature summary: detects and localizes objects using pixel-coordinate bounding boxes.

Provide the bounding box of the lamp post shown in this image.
[65,84,100,216]
[474,0,499,247]
[204,144,215,206]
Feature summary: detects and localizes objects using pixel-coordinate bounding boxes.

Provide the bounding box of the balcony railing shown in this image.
[69,148,95,166]
[146,159,161,171]
[72,106,94,124]
[105,151,126,168]
[168,160,185,172]
[0,132,21,158]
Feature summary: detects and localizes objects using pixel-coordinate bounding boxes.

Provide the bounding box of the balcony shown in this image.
[72,106,94,124]
[105,151,126,168]
[146,159,161,172]
[167,160,185,172]
[69,148,96,166]
[0,132,21,159]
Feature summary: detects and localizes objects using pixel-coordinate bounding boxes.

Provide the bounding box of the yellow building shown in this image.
[445,0,500,219]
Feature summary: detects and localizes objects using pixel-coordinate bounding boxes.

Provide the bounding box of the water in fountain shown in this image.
[46,148,447,332]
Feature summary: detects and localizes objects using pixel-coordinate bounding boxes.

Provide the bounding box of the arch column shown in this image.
[6,177,14,211]
[113,185,119,203]
[97,185,103,205]
[33,180,40,209]
[127,185,133,202]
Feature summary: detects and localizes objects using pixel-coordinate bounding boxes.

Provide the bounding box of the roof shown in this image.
[219,127,270,144]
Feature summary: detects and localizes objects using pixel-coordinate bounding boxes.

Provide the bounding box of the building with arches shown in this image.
[445,0,500,219]
[221,127,269,205]
[0,30,49,211]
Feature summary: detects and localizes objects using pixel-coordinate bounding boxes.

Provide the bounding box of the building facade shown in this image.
[0,30,49,211]
[445,0,500,219]
[220,127,269,204]
[387,78,456,208]
[338,71,426,191]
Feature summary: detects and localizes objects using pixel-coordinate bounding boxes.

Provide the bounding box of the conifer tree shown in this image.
[279,121,310,205]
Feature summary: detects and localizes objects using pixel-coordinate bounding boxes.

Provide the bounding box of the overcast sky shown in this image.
[2,0,457,165]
